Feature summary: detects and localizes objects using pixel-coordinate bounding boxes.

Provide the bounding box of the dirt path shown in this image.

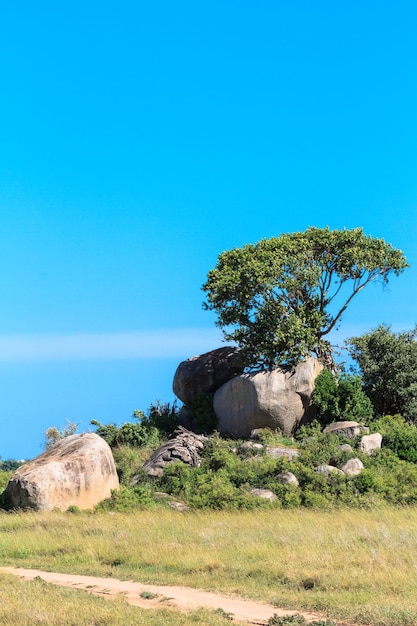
[0,566,331,625]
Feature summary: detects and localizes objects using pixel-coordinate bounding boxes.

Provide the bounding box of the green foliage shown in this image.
[312,369,373,426]
[91,400,179,450]
[95,485,156,512]
[371,415,417,463]
[347,324,417,421]
[0,458,24,472]
[90,415,160,449]
[139,400,180,437]
[203,227,408,369]
[44,420,79,450]
[184,392,218,434]
[0,470,13,492]
[213,608,234,621]
[268,615,336,626]
[111,445,154,485]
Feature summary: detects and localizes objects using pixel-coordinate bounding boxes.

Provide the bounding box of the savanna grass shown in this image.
[1,507,417,625]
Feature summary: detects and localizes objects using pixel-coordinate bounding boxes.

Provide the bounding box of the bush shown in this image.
[95,485,156,512]
[90,416,160,449]
[183,392,218,434]
[139,400,179,437]
[371,414,417,463]
[312,369,373,426]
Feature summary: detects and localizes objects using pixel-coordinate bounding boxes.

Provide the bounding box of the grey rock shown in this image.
[323,421,369,439]
[339,444,353,452]
[214,357,323,438]
[315,465,344,475]
[276,472,299,487]
[266,446,300,460]
[340,458,364,476]
[360,433,382,455]
[240,441,264,451]
[140,427,206,478]
[173,346,244,405]
[250,488,277,501]
[4,434,119,511]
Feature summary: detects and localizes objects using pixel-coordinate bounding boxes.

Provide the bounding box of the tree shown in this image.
[347,324,417,421]
[44,420,79,450]
[202,227,408,369]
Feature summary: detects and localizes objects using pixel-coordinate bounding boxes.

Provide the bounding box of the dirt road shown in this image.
[0,566,331,624]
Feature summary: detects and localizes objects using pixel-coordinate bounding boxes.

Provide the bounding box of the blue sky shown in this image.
[0,1,416,459]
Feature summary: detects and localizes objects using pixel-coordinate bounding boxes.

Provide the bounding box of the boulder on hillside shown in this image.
[340,458,364,476]
[276,472,299,487]
[4,433,119,511]
[213,357,323,438]
[139,427,206,478]
[173,346,244,406]
[360,433,382,455]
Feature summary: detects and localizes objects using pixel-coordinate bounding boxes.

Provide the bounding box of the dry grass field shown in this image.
[1,506,417,625]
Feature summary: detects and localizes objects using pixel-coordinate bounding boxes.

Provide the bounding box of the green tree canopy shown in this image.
[347,324,417,421]
[202,227,408,369]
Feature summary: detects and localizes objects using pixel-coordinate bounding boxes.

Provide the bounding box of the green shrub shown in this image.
[184,392,218,434]
[312,369,373,426]
[268,615,337,626]
[90,416,160,449]
[371,414,417,463]
[95,485,156,512]
[111,445,155,486]
[139,400,179,437]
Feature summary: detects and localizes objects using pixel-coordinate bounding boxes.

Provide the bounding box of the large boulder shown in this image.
[4,433,119,511]
[173,346,244,405]
[213,357,323,437]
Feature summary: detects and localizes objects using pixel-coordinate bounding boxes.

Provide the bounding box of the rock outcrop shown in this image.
[323,421,369,439]
[173,346,244,405]
[140,427,206,478]
[4,433,119,511]
[213,357,323,437]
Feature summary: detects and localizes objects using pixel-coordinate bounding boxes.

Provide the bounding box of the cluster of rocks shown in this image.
[173,346,323,437]
[2,346,383,511]
[141,420,383,504]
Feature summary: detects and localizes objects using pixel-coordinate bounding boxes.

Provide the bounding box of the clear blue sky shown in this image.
[0,1,416,459]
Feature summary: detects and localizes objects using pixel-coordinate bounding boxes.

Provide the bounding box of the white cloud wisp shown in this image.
[0,328,225,362]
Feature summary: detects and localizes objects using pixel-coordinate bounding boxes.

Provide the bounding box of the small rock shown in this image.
[360,433,382,455]
[240,441,264,451]
[276,472,299,487]
[315,465,344,475]
[340,458,364,476]
[250,488,277,501]
[266,446,300,460]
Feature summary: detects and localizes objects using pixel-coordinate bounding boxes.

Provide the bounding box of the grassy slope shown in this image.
[1,507,417,625]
